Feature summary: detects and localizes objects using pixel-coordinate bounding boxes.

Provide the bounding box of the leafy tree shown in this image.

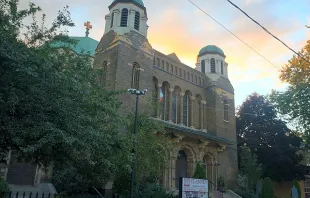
[270,41,310,136]
[0,0,127,193]
[113,114,172,196]
[260,177,274,198]
[193,161,207,179]
[239,146,262,190]
[0,178,9,198]
[237,93,308,181]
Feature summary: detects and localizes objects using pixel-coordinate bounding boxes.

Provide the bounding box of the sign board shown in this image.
[179,177,208,198]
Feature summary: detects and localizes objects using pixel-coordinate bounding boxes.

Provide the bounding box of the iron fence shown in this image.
[6,192,103,198]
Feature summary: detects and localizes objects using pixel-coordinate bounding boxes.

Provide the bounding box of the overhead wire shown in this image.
[186,0,280,70]
[225,0,310,65]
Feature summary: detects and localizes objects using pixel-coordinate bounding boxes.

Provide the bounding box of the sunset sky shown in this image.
[20,0,310,106]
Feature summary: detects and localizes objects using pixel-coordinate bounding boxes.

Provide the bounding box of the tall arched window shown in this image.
[187,72,190,80]
[199,77,201,85]
[224,100,229,121]
[175,66,178,75]
[153,57,155,65]
[171,65,174,73]
[131,62,140,89]
[160,86,167,120]
[110,12,115,28]
[175,150,187,188]
[157,58,160,67]
[183,70,186,78]
[172,91,177,123]
[166,62,169,71]
[100,61,108,86]
[120,8,128,27]
[179,68,182,77]
[210,58,216,73]
[183,94,190,126]
[134,11,140,30]
[221,61,224,75]
[201,60,205,73]
[161,60,165,70]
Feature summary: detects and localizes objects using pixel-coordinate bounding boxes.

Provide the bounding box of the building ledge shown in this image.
[151,118,236,145]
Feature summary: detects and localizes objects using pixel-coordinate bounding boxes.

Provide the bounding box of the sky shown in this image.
[20,0,310,106]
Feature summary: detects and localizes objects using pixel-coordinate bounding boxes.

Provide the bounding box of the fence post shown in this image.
[8,191,12,198]
[15,191,19,198]
[35,192,38,198]
[23,192,26,198]
[47,193,50,198]
[29,192,32,198]
[42,193,44,198]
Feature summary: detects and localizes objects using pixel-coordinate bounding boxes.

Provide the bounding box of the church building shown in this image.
[0,0,238,194]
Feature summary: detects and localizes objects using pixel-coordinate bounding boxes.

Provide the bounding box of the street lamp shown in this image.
[128,88,147,198]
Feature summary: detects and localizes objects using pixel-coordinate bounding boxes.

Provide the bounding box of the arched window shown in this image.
[201,60,205,73]
[131,62,140,89]
[160,86,167,120]
[153,57,155,65]
[210,58,216,73]
[110,12,115,28]
[183,70,186,78]
[172,91,177,123]
[195,76,197,84]
[171,65,174,73]
[175,150,187,188]
[166,62,169,71]
[187,72,190,80]
[224,100,229,121]
[120,8,128,27]
[199,77,201,85]
[134,11,140,30]
[100,61,108,86]
[175,66,178,75]
[191,74,194,82]
[183,94,190,126]
[179,68,182,77]
[157,58,160,67]
[221,61,224,75]
[161,60,165,70]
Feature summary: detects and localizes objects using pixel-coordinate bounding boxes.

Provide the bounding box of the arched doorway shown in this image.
[175,150,187,189]
[203,154,215,191]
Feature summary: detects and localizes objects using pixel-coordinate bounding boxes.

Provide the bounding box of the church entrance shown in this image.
[175,150,187,189]
[203,154,215,191]
[6,152,36,185]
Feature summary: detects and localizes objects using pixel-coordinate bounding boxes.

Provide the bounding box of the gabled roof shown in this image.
[167,53,181,63]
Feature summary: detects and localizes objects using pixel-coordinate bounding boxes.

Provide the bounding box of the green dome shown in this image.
[52,36,99,57]
[112,0,144,7]
[199,45,225,56]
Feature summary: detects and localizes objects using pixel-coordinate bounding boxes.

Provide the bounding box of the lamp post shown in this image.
[128,88,147,198]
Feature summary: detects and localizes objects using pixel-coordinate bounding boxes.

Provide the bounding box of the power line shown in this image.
[186,0,280,70]
[225,0,310,65]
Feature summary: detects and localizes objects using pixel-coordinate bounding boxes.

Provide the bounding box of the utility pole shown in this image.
[128,88,147,198]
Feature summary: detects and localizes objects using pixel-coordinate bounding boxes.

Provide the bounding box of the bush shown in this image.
[0,178,9,198]
[260,177,274,198]
[234,186,256,198]
[193,162,207,179]
[134,183,176,198]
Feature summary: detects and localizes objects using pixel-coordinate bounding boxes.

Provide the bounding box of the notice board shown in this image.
[179,177,208,198]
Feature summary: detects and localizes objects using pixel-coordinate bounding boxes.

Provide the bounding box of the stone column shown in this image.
[168,88,174,122]
[180,92,184,125]
[201,100,207,131]
[129,10,135,29]
[156,84,162,119]
[104,15,111,34]
[190,96,195,128]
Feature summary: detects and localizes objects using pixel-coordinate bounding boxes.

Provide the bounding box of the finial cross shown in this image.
[84,21,92,37]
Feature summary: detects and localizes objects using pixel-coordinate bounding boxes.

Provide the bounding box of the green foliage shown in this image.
[292,180,301,198]
[260,177,274,198]
[113,114,172,196]
[193,162,207,179]
[234,186,256,198]
[134,182,176,198]
[0,178,9,197]
[270,40,310,137]
[239,146,262,190]
[237,93,308,181]
[0,0,126,194]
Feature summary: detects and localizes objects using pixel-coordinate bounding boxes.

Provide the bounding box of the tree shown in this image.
[237,93,308,181]
[0,0,126,192]
[113,114,172,197]
[260,177,274,198]
[193,162,207,179]
[270,41,310,136]
[239,146,262,190]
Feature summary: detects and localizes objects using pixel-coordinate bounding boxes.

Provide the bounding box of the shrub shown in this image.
[260,177,274,198]
[134,183,176,198]
[0,178,9,198]
[234,186,256,198]
[193,162,207,179]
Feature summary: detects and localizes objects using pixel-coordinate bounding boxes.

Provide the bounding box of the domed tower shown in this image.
[104,0,148,37]
[196,45,228,81]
